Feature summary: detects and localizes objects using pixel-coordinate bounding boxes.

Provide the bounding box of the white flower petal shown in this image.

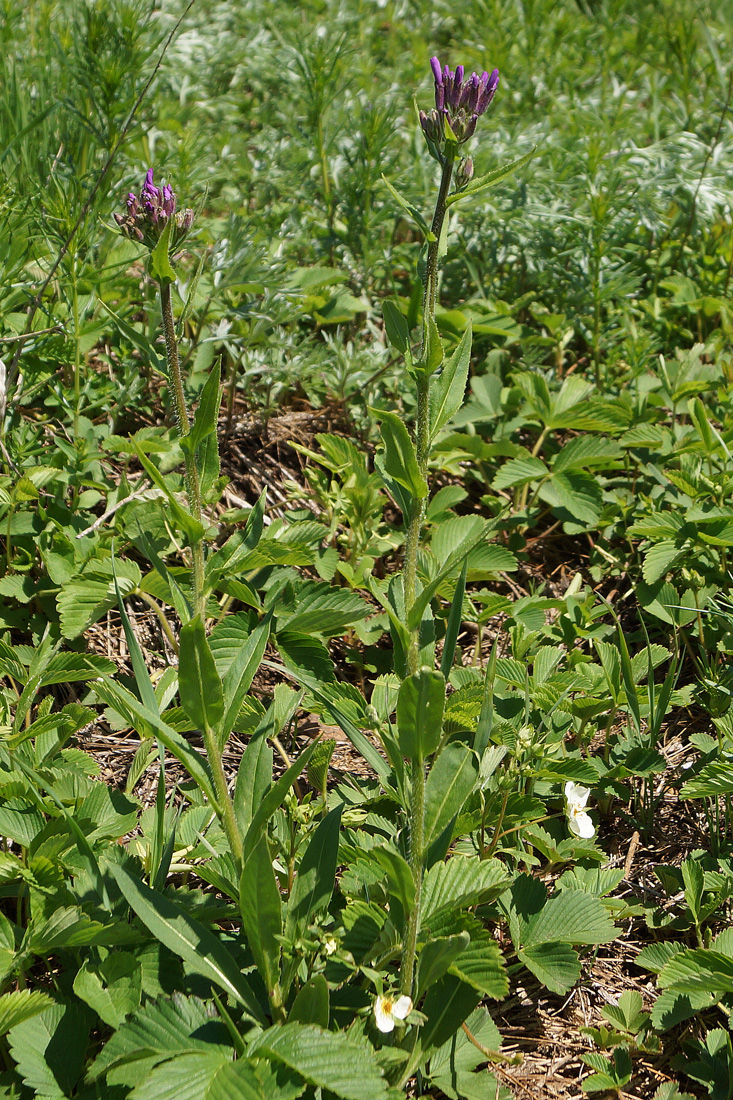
[392,995,412,1020]
[374,996,395,1033]
[565,781,590,809]
[568,808,595,838]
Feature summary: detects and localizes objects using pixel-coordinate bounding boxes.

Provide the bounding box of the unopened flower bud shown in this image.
[455,156,474,190]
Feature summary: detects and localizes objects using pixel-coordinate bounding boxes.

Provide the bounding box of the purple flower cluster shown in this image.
[420,57,499,162]
[115,169,194,250]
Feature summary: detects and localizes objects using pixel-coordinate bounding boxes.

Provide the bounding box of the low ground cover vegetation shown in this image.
[0,0,732,1096]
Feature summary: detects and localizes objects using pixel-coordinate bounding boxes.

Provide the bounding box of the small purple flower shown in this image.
[114,169,194,252]
[420,57,499,162]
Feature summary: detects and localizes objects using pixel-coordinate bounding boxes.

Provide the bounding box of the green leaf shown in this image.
[429,1007,506,1099]
[382,300,411,355]
[441,558,467,679]
[446,920,508,1000]
[642,540,685,585]
[417,933,470,998]
[408,521,503,630]
[581,1048,631,1093]
[253,1022,388,1100]
[179,616,224,733]
[518,942,580,995]
[523,890,616,946]
[538,470,602,527]
[421,858,508,926]
[381,174,432,239]
[73,954,142,1029]
[658,948,733,994]
[233,713,277,835]
[220,615,271,742]
[446,147,537,205]
[420,310,444,375]
[277,583,370,637]
[239,839,282,1000]
[396,668,445,761]
[183,362,222,457]
[93,677,219,808]
[242,742,319,860]
[98,299,167,374]
[373,847,415,924]
[133,445,206,543]
[86,995,228,1082]
[128,1053,293,1100]
[429,324,472,438]
[109,864,266,1024]
[275,662,388,781]
[424,742,478,846]
[57,558,141,640]
[150,216,176,284]
[0,990,53,1036]
[420,974,481,1052]
[682,857,704,924]
[289,975,329,1029]
[372,408,427,499]
[8,1000,88,1097]
[492,455,548,492]
[285,805,342,937]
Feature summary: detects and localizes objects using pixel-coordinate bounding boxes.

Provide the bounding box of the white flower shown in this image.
[564,781,595,839]
[374,994,412,1033]
[323,934,338,956]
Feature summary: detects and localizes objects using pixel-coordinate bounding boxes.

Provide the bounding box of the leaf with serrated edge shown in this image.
[252,1023,387,1100]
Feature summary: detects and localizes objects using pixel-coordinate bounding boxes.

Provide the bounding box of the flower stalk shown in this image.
[398,56,500,1006]
[116,170,204,619]
[159,281,206,621]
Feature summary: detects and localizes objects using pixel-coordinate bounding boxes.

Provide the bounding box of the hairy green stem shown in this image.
[159,282,206,621]
[400,757,426,997]
[202,722,243,871]
[398,151,457,1005]
[403,151,456,676]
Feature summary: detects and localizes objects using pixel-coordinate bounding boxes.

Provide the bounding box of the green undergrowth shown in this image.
[0,0,731,1097]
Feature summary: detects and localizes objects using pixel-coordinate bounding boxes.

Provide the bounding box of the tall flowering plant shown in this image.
[375,59,536,1061]
[113,171,245,874]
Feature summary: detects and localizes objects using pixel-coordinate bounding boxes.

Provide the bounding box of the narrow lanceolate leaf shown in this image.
[220,614,272,744]
[381,174,432,240]
[382,299,411,355]
[253,1022,388,1100]
[446,147,537,205]
[423,742,478,846]
[371,407,428,499]
[183,361,222,456]
[429,324,472,438]
[179,616,224,733]
[243,741,319,860]
[93,677,219,809]
[150,214,176,284]
[441,558,467,679]
[240,839,282,999]
[110,864,266,1025]
[285,805,342,938]
[396,669,445,761]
